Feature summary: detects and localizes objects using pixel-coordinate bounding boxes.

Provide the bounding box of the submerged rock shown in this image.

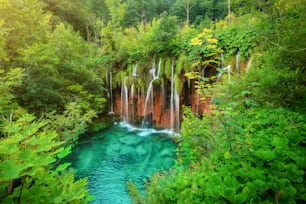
[159,148,174,157]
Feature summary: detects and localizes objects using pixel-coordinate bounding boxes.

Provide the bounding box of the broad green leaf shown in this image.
[55,163,71,172]
[57,146,72,159]
[0,159,30,181]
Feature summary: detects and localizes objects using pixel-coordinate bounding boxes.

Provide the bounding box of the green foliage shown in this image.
[0,114,92,203]
[177,107,213,165]
[129,3,306,202]
[0,0,51,58]
[187,28,222,69]
[42,0,91,39]
[151,13,179,55]
[13,23,104,113]
[216,14,259,59]
[0,68,24,118]
[0,20,8,62]
[226,65,306,111]
[140,107,306,203]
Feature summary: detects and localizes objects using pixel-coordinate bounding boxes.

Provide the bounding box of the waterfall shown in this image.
[132,64,138,77]
[170,58,175,131]
[150,57,162,80]
[150,57,156,78]
[109,69,114,115]
[157,58,162,79]
[220,53,224,68]
[141,58,164,128]
[246,57,253,73]
[120,82,123,119]
[121,78,129,122]
[124,78,129,122]
[142,81,154,128]
[236,52,240,73]
[106,68,110,112]
[227,65,231,81]
[174,87,180,132]
[217,65,231,81]
[131,84,135,123]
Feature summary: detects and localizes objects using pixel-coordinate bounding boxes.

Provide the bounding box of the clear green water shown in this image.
[66,123,176,204]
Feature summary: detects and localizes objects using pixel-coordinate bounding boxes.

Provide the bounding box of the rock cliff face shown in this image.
[112,78,211,130]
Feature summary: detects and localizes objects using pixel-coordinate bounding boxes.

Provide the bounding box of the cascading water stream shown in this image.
[246,57,253,73]
[121,78,129,122]
[174,88,180,132]
[157,58,162,79]
[236,52,240,73]
[131,84,135,123]
[109,69,114,115]
[120,81,123,119]
[132,64,138,77]
[124,78,129,122]
[217,65,231,81]
[142,81,154,128]
[141,58,162,128]
[220,53,224,68]
[170,57,175,131]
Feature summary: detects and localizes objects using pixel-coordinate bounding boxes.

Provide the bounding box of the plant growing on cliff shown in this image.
[187,28,222,70]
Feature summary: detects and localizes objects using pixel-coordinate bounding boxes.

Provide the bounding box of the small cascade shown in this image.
[157,58,162,79]
[170,57,177,132]
[174,87,180,132]
[142,81,154,128]
[137,88,141,116]
[236,52,240,73]
[220,53,224,68]
[120,82,123,118]
[132,64,138,77]
[227,65,231,81]
[150,57,156,78]
[121,78,129,122]
[106,68,110,112]
[131,84,135,123]
[141,58,163,128]
[150,58,162,80]
[217,65,231,81]
[109,69,114,115]
[246,57,253,73]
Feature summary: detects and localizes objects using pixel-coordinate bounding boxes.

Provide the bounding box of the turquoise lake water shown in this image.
[65,123,176,204]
